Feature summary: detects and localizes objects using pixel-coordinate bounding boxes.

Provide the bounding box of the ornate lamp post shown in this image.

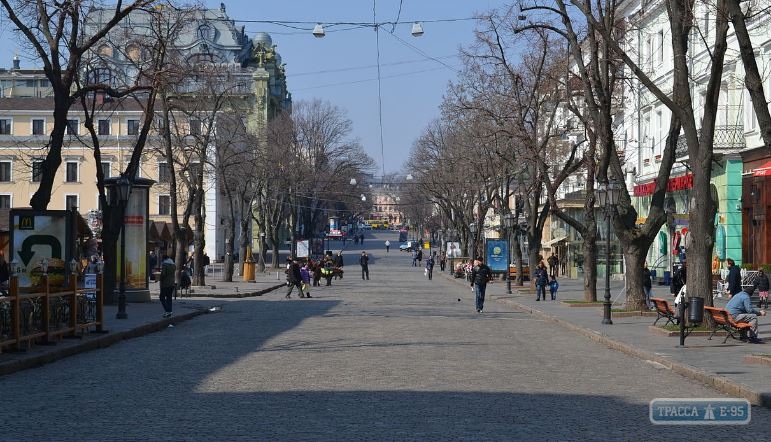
[503,213,514,294]
[596,179,622,325]
[113,175,132,319]
[469,222,477,259]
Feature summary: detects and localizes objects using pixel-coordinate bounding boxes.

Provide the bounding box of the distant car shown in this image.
[360,224,372,230]
[399,241,418,252]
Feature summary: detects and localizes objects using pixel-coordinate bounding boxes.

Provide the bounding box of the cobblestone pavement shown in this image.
[1,232,770,440]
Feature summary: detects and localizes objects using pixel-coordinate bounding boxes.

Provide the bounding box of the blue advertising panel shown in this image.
[486,239,509,273]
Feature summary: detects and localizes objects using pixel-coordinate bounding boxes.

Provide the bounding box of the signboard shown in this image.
[296,240,310,258]
[486,239,510,273]
[10,210,74,290]
[446,242,461,258]
[117,187,148,289]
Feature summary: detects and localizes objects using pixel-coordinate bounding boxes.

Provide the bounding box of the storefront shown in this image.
[742,157,771,267]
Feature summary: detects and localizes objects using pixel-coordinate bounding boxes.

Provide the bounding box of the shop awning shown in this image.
[543,236,567,247]
[753,159,771,176]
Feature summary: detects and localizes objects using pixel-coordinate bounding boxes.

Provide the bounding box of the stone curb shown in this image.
[0,308,210,378]
[744,355,771,367]
[491,294,771,408]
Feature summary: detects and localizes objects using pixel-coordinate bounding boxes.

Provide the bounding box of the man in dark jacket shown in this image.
[470,257,492,313]
[360,251,370,280]
[725,258,742,297]
[285,258,307,299]
[671,261,687,297]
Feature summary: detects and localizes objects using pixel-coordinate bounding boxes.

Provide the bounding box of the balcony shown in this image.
[675,125,744,160]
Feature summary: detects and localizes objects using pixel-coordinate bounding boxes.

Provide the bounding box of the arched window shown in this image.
[198,24,212,40]
[126,43,141,62]
[97,44,113,57]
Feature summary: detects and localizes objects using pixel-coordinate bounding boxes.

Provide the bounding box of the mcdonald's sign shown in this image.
[18,215,34,230]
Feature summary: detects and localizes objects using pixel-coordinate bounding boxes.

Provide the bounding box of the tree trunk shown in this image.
[30,102,69,210]
[624,246,648,310]
[582,233,598,302]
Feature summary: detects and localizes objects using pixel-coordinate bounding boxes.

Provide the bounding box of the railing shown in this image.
[0,273,104,353]
[675,125,744,159]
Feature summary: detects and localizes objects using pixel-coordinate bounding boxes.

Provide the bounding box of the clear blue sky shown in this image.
[1,0,504,174]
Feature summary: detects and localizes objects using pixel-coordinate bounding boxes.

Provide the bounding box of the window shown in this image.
[189,119,201,136]
[98,119,110,135]
[158,162,170,183]
[126,44,141,62]
[32,119,45,135]
[65,195,78,211]
[65,161,78,183]
[0,195,10,209]
[66,119,78,135]
[101,162,111,178]
[188,162,202,180]
[32,160,43,182]
[158,195,171,216]
[0,118,11,134]
[127,119,140,135]
[0,161,10,182]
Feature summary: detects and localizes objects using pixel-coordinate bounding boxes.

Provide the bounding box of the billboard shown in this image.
[486,239,509,273]
[10,210,75,291]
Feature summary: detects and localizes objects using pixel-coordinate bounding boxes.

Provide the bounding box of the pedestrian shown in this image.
[412,249,418,267]
[548,253,559,277]
[149,250,157,275]
[202,251,210,274]
[284,258,307,299]
[360,251,370,280]
[385,239,390,253]
[549,275,559,300]
[671,261,687,297]
[439,251,446,272]
[470,257,492,313]
[725,286,766,343]
[642,261,653,309]
[300,260,312,298]
[159,254,176,317]
[335,251,344,269]
[725,258,741,297]
[535,262,549,301]
[425,253,435,280]
[416,248,423,267]
[754,268,769,309]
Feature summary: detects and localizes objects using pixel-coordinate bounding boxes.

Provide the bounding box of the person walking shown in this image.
[360,251,370,280]
[412,249,418,267]
[643,261,654,309]
[285,258,307,299]
[470,257,492,313]
[385,240,390,253]
[439,251,446,272]
[535,263,549,301]
[300,261,312,298]
[159,254,176,317]
[671,261,687,297]
[548,253,559,277]
[335,251,344,268]
[725,258,741,297]
[425,253,435,280]
[416,248,423,267]
[754,268,769,309]
[549,275,560,301]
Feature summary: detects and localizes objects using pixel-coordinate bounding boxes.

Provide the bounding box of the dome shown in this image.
[253,32,272,48]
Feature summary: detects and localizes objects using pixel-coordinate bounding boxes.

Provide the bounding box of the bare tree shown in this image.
[0,0,156,210]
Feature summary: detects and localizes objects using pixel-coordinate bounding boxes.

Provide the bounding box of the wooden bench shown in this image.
[703,306,754,343]
[651,297,678,326]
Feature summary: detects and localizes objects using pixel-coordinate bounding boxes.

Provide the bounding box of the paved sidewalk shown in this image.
[0,270,285,376]
[448,271,771,407]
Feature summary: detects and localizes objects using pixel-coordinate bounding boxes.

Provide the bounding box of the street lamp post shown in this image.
[114,175,132,320]
[503,213,514,295]
[469,222,477,259]
[596,179,622,325]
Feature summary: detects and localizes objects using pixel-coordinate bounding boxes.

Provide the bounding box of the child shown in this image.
[300,261,312,298]
[549,275,559,301]
[754,268,769,309]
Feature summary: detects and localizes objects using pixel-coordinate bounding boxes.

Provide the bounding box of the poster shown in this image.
[117,188,147,289]
[10,210,73,290]
[446,242,461,258]
[486,239,509,273]
[296,240,310,258]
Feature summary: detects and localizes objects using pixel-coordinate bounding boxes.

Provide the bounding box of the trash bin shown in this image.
[688,296,704,324]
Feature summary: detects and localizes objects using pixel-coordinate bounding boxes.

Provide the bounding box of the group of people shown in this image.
[532,262,559,302]
[648,257,768,344]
